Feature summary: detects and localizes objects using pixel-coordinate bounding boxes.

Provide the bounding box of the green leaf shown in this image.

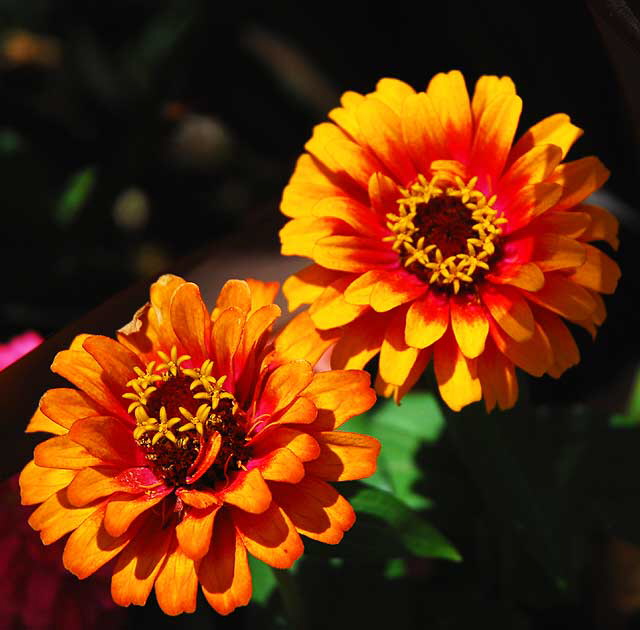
[248,555,277,605]
[346,392,445,509]
[349,486,462,562]
[55,167,96,226]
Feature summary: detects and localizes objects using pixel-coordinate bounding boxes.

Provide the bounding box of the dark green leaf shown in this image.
[248,555,277,605]
[349,486,461,562]
[347,392,445,509]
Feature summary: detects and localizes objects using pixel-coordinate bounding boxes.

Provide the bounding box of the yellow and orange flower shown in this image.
[280,70,621,411]
[19,275,379,616]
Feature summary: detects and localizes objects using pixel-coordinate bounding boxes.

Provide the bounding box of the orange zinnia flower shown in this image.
[279,70,621,411]
[19,275,379,616]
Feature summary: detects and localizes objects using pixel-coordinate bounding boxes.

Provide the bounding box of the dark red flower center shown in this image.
[411,197,476,259]
[124,351,251,487]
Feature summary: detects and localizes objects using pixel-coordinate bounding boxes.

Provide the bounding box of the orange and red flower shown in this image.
[19,275,379,616]
[279,70,621,411]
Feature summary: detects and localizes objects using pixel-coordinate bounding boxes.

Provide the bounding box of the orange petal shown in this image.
[271,477,355,544]
[82,335,142,395]
[269,396,318,428]
[213,279,251,318]
[450,294,489,359]
[67,466,138,507]
[305,122,383,190]
[211,306,245,383]
[375,347,432,403]
[251,427,320,463]
[471,75,516,123]
[480,284,535,342]
[68,416,138,467]
[34,434,103,469]
[433,329,482,411]
[311,196,386,238]
[280,153,351,219]
[565,243,620,294]
[330,312,386,370]
[104,487,170,537]
[502,182,563,234]
[578,203,619,250]
[313,235,399,272]
[401,92,449,175]
[549,157,610,211]
[258,360,314,417]
[111,516,173,607]
[302,369,375,431]
[176,487,219,509]
[199,509,252,615]
[405,290,449,349]
[19,461,76,506]
[426,70,472,162]
[29,488,100,544]
[534,234,587,272]
[477,337,518,412]
[534,210,591,239]
[187,432,222,484]
[469,93,522,187]
[40,387,106,430]
[274,311,341,368]
[233,304,281,393]
[344,269,387,305]
[282,264,341,311]
[221,469,272,514]
[233,503,304,569]
[170,282,210,364]
[355,97,416,184]
[249,447,305,483]
[309,276,369,329]
[379,308,419,386]
[246,278,279,313]
[304,431,380,481]
[372,77,416,115]
[489,320,553,377]
[487,262,545,292]
[498,144,563,201]
[63,504,138,579]
[534,308,580,378]
[146,274,187,350]
[509,113,583,164]
[369,271,426,312]
[368,171,401,219]
[523,273,596,321]
[280,216,350,257]
[51,349,129,420]
[26,408,67,435]
[176,504,220,560]
[154,534,198,616]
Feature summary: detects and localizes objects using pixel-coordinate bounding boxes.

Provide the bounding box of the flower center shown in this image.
[385,174,507,294]
[122,347,250,487]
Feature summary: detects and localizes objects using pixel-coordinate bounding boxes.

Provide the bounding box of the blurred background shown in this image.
[2,1,640,628]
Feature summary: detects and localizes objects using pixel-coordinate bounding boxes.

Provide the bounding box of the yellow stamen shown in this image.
[386,173,507,293]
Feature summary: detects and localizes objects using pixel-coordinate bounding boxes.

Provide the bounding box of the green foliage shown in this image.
[55,167,96,226]
[347,392,445,508]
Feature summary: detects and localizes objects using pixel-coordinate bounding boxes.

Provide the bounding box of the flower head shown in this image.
[279,70,621,411]
[20,275,379,616]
